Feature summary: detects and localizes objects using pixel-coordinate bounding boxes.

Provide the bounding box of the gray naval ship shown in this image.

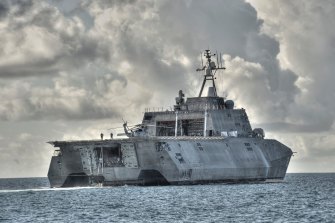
[47,50,293,187]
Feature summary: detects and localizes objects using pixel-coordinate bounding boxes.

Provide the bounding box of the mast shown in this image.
[175,111,178,137]
[204,107,208,137]
[196,49,225,97]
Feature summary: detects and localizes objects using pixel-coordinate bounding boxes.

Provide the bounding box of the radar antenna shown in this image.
[196,49,225,97]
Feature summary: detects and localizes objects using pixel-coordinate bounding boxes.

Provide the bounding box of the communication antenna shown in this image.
[201,52,204,68]
[220,53,223,68]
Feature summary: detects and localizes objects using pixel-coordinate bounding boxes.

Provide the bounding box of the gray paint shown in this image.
[47,135,292,187]
[47,50,293,187]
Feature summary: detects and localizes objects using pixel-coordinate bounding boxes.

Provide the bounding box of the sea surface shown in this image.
[0,173,334,222]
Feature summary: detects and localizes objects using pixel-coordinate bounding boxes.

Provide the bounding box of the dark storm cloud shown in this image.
[0,1,9,18]
[0,0,111,79]
[0,0,34,18]
[0,0,300,123]
[248,0,335,131]
[0,58,60,78]
[246,0,335,172]
[155,1,299,118]
[83,0,300,112]
[13,0,34,15]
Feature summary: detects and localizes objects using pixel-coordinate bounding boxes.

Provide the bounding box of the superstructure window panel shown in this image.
[196,142,204,151]
[156,121,175,136]
[175,153,185,163]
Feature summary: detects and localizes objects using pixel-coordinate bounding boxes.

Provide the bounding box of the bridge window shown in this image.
[144,114,153,120]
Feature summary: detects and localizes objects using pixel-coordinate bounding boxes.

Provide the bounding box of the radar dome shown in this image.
[253,128,265,138]
[225,100,234,109]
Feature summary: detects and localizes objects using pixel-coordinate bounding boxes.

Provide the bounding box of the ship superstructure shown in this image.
[47,50,293,187]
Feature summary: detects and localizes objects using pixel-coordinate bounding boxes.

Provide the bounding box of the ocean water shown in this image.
[0,174,334,223]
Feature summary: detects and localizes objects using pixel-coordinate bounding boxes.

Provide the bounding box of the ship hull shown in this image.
[47,137,292,187]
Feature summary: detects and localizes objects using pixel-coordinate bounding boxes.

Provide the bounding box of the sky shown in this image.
[0,0,334,178]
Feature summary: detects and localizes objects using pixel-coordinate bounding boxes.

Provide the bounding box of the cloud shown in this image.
[2,0,292,121]
[0,1,9,19]
[0,0,114,79]
[247,0,335,172]
[0,124,54,178]
[221,54,298,124]
[248,0,335,132]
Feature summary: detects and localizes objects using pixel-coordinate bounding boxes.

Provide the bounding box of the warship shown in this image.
[47,50,293,187]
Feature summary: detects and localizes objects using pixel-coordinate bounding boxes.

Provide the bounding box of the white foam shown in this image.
[0,186,98,193]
